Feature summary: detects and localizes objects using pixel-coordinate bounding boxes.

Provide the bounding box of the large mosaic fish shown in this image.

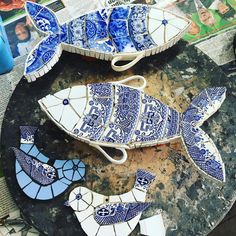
[38,77,226,182]
[24,1,190,81]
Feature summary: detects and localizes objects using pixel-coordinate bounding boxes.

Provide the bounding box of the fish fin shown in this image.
[182,123,225,182]
[25,1,60,34]
[182,87,226,127]
[24,34,62,82]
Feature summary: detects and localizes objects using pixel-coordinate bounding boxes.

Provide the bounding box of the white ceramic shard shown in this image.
[24,2,191,82]
[66,169,156,236]
[39,76,227,182]
[139,213,166,236]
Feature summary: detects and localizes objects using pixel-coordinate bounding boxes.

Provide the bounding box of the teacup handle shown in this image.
[112,75,147,91]
[90,144,127,165]
[111,52,145,72]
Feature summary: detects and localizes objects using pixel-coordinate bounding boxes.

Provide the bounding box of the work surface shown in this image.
[1,42,236,235]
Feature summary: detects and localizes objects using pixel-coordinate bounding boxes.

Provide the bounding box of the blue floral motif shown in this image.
[163,108,180,138]
[33,7,60,33]
[95,202,151,225]
[129,18,147,35]
[110,6,130,20]
[60,23,68,43]
[132,34,156,51]
[109,20,129,39]
[129,5,149,20]
[89,40,115,53]
[86,20,108,41]
[26,1,44,18]
[20,126,38,143]
[113,36,136,52]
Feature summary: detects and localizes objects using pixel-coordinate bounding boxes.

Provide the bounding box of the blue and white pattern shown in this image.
[13,126,86,200]
[66,169,155,236]
[95,202,151,225]
[39,82,227,182]
[24,1,190,81]
[134,169,156,192]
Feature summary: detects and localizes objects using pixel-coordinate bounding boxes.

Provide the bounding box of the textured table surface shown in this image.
[1,41,236,236]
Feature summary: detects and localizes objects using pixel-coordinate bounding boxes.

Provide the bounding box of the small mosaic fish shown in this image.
[12,126,86,200]
[38,77,226,182]
[24,1,191,81]
[65,169,155,236]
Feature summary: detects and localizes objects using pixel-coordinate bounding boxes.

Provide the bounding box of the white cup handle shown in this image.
[111,75,147,91]
[90,144,127,165]
[111,52,145,72]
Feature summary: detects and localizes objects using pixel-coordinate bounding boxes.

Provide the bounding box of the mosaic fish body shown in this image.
[38,79,226,182]
[12,126,86,200]
[24,1,190,81]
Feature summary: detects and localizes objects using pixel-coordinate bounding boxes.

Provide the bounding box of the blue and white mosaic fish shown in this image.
[65,169,155,236]
[24,1,191,81]
[12,126,86,200]
[38,77,227,182]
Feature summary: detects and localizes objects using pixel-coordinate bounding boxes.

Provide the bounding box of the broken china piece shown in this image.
[24,1,191,81]
[65,169,156,236]
[38,76,226,182]
[12,126,86,200]
[139,211,166,236]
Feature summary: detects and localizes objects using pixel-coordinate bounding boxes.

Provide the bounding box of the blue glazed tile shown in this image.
[95,202,150,225]
[88,39,115,53]
[86,20,108,41]
[34,7,60,33]
[54,160,66,169]
[113,36,136,53]
[23,182,40,199]
[183,104,204,125]
[109,20,129,39]
[41,34,60,49]
[69,16,89,48]
[37,153,49,163]
[129,18,147,35]
[28,145,40,157]
[37,185,53,200]
[206,87,226,102]
[131,34,156,51]
[86,11,104,22]
[20,126,37,143]
[15,160,21,174]
[52,181,68,196]
[133,95,168,143]
[102,85,141,144]
[88,83,113,97]
[134,169,156,191]
[129,5,149,20]
[164,108,180,138]
[57,168,64,179]
[25,51,45,74]
[60,177,72,185]
[64,169,74,180]
[26,2,43,18]
[110,6,130,20]
[60,24,68,43]
[20,144,33,154]
[16,171,32,188]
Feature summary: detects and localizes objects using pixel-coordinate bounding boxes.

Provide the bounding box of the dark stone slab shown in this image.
[1,41,236,236]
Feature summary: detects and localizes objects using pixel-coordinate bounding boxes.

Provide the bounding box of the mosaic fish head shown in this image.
[24,1,191,81]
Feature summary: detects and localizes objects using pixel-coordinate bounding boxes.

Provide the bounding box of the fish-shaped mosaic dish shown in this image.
[24,1,191,82]
[38,76,226,182]
[12,126,86,200]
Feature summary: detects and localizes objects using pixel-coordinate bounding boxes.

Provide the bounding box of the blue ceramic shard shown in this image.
[24,1,191,81]
[39,78,227,182]
[66,169,155,235]
[12,126,86,200]
[95,202,151,225]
